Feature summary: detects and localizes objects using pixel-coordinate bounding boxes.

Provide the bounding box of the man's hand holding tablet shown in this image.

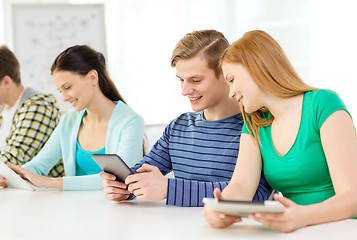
[94,154,134,202]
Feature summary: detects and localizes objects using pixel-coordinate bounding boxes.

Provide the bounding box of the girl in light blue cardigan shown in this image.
[7,45,145,190]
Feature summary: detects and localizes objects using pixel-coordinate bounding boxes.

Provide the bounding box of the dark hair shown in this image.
[0,45,21,84]
[51,45,125,103]
[171,30,229,78]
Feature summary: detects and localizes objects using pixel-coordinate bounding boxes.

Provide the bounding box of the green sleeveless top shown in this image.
[242,90,351,205]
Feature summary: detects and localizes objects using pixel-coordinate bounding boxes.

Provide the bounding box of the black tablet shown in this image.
[91,154,133,182]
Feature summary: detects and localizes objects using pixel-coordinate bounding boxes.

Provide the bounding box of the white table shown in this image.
[0,188,356,240]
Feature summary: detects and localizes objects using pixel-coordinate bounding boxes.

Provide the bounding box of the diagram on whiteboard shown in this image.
[11,4,106,112]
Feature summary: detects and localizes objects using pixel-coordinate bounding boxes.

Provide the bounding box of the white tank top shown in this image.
[0,90,24,151]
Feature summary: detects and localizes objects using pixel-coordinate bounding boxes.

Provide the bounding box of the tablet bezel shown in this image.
[203,198,284,218]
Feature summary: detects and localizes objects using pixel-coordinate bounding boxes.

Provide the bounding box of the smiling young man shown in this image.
[0,45,64,178]
[100,30,271,206]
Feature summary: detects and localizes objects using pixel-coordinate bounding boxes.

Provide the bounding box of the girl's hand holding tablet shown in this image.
[203,189,242,228]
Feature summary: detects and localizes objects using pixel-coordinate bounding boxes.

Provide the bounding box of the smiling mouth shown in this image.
[190,96,201,100]
[69,99,78,105]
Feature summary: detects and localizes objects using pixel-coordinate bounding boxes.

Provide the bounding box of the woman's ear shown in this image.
[87,69,99,85]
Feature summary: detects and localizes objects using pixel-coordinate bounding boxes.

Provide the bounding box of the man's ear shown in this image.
[218,74,226,83]
[0,76,13,88]
[87,69,99,85]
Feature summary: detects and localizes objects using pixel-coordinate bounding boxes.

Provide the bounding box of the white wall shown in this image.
[0,0,4,44]
[1,0,356,122]
[310,0,357,121]
[109,0,237,124]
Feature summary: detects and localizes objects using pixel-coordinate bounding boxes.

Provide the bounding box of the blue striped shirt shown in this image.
[132,111,271,206]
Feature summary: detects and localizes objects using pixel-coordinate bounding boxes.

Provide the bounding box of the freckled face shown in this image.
[222,62,264,113]
[52,71,95,111]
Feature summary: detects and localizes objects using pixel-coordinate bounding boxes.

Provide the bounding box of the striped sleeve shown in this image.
[166,173,272,207]
[166,179,228,207]
[131,124,173,175]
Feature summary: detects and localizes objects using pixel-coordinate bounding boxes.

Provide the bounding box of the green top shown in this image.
[242,89,350,205]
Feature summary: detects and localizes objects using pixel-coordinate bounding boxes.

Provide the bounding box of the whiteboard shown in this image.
[11,4,106,113]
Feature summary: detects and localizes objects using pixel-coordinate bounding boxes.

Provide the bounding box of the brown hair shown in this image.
[220,30,317,143]
[171,30,229,78]
[0,45,21,84]
[51,45,125,103]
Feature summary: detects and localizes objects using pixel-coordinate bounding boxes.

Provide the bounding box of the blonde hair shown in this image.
[220,30,317,143]
[171,30,229,78]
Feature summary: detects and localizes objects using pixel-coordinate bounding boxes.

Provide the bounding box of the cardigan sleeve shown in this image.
[63,174,103,190]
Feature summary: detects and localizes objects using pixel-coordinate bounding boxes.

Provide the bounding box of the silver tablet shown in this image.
[91,154,133,182]
[0,161,35,191]
[203,198,284,218]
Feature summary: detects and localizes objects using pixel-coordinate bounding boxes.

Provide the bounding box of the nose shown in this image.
[181,81,194,96]
[229,86,236,99]
[62,92,70,102]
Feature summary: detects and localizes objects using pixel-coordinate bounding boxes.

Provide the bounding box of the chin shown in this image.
[243,105,259,114]
[74,105,85,112]
[191,104,205,112]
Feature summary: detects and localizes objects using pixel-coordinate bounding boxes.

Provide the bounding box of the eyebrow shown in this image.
[57,82,70,91]
[176,74,204,79]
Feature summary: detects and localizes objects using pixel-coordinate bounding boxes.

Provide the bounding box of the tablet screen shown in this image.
[0,161,34,191]
[91,154,133,182]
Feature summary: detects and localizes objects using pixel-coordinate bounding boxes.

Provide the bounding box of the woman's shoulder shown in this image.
[111,101,145,125]
[305,89,341,102]
[106,102,145,141]
[305,89,347,111]
[305,89,350,128]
